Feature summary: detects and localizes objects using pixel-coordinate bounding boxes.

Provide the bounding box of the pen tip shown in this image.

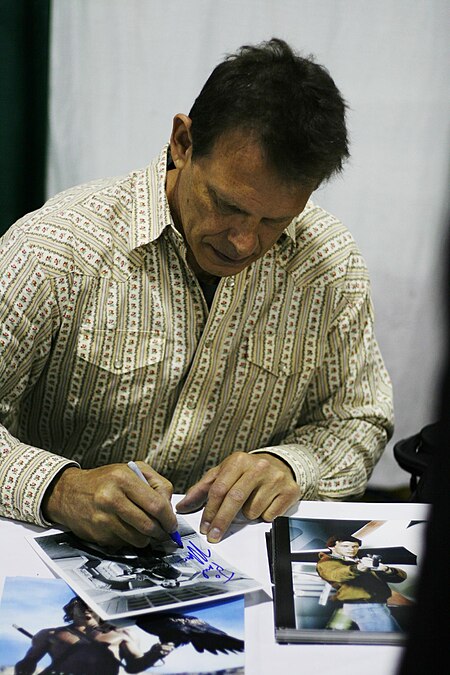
[170,531,183,548]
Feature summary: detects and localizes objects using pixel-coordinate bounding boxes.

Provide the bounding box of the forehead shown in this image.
[72,601,88,611]
[193,130,311,218]
[336,540,358,546]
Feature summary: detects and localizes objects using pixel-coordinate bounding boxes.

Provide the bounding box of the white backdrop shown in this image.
[47,0,450,488]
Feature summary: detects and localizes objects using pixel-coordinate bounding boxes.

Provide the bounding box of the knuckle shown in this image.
[229,451,248,468]
[227,486,246,505]
[160,475,173,491]
[254,456,271,471]
[108,463,128,483]
[208,480,229,501]
[143,493,166,518]
[94,484,117,509]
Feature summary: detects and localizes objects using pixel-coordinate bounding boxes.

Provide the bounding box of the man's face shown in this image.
[167,123,313,280]
[72,602,100,628]
[332,540,361,558]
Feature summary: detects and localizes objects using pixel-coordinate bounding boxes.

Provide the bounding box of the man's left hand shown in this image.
[176,451,301,542]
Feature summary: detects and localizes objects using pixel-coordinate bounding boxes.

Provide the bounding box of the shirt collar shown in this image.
[130,144,176,251]
[285,218,296,242]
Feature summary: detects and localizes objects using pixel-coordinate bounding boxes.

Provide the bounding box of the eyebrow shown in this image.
[208,186,293,224]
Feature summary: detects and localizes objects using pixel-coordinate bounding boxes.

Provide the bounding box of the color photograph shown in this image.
[0,576,245,674]
[270,516,427,644]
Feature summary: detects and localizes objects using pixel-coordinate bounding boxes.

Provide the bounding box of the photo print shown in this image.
[269,516,427,644]
[28,516,260,620]
[0,576,245,674]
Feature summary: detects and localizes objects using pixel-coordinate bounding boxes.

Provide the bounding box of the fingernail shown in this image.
[207,527,221,543]
[200,521,210,535]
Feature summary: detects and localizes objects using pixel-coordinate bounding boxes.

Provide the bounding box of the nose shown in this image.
[227,218,260,258]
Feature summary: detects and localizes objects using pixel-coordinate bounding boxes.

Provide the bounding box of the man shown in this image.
[0,38,393,548]
[316,535,407,631]
[14,597,173,675]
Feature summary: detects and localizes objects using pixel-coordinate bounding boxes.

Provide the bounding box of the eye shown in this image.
[261,217,289,230]
[216,199,240,215]
[210,191,242,216]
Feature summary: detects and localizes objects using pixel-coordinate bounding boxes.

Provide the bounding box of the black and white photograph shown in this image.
[269,516,427,645]
[0,576,245,674]
[28,519,260,620]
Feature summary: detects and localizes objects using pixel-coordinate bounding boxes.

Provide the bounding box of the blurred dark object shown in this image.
[362,486,410,502]
[393,421,443,502]
[0,0,51,235]
[398,219,450,674]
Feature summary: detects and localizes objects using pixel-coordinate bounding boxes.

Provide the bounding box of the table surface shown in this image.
[0,499,428,675]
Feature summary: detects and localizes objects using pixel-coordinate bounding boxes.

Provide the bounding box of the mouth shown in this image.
[209,245,252,266]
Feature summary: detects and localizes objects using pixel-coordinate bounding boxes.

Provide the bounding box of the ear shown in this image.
[169,114,193,169]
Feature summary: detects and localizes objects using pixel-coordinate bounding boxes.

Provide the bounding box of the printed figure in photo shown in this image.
[13,596,244,675]
[14,596,171,675]
[316,534,407,632]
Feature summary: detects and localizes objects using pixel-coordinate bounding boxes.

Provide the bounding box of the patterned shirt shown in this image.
[0,146,393,527]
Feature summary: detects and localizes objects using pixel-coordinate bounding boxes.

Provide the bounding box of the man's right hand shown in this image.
[42,462,177,548]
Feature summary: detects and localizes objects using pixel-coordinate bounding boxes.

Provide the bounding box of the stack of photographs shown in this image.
[267,514,427,645]
[0,516,257,674]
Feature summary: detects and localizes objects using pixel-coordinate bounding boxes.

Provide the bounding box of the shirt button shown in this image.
[226,277,235,288]
[114,360,122,370]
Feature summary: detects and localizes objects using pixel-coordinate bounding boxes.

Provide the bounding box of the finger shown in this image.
[69,506,153,549]
[125,476,177,538]
[99,515,154,548]
[115,495,172,541]
[259,490,300,522]
[124,462,177,536]
[200,451,275,531]
[242,481,300,521]
[176,467,219,513]
[202,474,256,543]
[88,482,170,546]
[137,462,174,502]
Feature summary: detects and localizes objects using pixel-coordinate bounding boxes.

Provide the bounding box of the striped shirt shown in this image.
[0,146,393,527]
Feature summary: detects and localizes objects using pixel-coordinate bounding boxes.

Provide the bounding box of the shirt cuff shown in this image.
[0,443,79,528]
[249,444,320,500]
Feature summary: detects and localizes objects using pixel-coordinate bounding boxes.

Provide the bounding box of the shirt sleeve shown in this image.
[0,226,77,527]
[250,259,394,501]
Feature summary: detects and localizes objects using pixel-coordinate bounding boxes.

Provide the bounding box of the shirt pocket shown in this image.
[245,331,305,378]
[76,327,165,373]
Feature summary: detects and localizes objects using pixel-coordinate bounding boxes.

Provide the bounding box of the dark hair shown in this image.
[189,37,349,187]
[326,534,362,548]
[63,597,88,622]
[62,596,114,632]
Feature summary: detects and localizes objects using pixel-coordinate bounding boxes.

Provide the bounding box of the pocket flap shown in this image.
[77,328,165,373]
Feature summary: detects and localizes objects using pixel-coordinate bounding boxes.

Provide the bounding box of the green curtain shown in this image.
[0,0,51,236]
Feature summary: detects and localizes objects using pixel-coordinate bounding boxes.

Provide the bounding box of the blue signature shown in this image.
[180,540,235,583]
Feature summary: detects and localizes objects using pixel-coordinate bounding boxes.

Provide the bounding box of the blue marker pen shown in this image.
[127,461,183,548]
